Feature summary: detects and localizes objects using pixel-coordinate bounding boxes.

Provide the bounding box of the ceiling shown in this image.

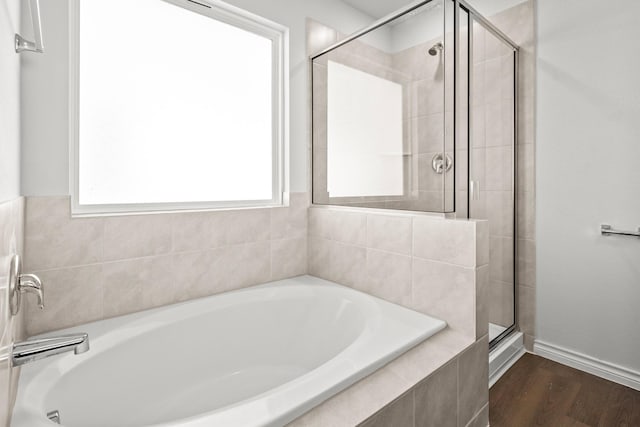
[341,0,529,20]
[341,0,416,19]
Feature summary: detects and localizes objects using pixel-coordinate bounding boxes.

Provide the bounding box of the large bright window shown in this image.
[71,0,288,214]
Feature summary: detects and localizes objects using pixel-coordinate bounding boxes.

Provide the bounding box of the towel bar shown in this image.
[600,224,640,238]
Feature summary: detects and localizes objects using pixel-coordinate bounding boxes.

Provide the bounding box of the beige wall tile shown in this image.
[308,237,332,281]
[25,265,104,336]
[331,211,367,246]
[419,153,445,193]
[289,363,410,427]
[472,22,486,64]
[457,336,489,427]
[143,255,182,308]
[469,148,486,193]
[517,191,535,240]
[25,197,103,271]
[475,220,489,267]
[413,217,477,268]
[486,191,514,238]
[365,249,412,307]
[489,280,514,328]
[518,238,536,287]
[518,143,535,193]
[483,58,502,105]
[413,258,476,337]
[471,105,486,148]
[25,194,307,333]
[174,243,272,300]
[519,284,535,336]
[471,63,485,107]
[366,214,412,255]
[216,241,272,293]
[331,242,366,288]
[102,255,174,318]
[271,193,308,240]
[414,359,458,427]
[216,209,272,246]
[454,150,468,193]
[476,265,490,339]
[359,390,414,427]
[415,113,445,154]
[103,214,172,261]
[484,146,512,191]
[308,208,334,239]
[485,101,505,148]
[489,236,514,283]
[271,238,307,281]
[172,249,222,300]
[171,212,224,253]
[387,329,471,386]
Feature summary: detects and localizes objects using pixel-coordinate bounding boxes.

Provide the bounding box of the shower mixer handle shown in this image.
[18,274,44,309]
[8,255,45,315]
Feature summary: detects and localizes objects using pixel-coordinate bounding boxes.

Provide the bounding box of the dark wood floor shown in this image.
[489,353,640,427]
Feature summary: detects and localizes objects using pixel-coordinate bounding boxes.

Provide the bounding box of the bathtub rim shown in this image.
[11,275,448,427]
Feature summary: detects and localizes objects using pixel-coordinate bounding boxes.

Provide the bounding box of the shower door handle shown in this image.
[15,0,44,53]
[470,180,480,200]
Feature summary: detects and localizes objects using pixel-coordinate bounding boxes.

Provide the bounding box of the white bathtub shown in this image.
[12,275,446,427]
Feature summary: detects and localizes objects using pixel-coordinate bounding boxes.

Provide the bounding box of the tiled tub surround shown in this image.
[0,197,25,426]
[309,207,489,341]
[18,197,490,426]
[292,335,489,427]
[299,206,489,426]
[22,193,308,336]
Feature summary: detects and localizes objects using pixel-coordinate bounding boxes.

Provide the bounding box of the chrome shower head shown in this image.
[428,42,443,56]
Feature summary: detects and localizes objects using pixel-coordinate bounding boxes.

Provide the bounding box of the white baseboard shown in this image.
[489,332,525,388]
[534,340,640,391]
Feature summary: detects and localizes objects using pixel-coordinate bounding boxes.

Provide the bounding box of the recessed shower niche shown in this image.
[310,0,519,348]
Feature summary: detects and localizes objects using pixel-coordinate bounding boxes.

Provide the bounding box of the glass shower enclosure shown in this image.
[310,0,519,349]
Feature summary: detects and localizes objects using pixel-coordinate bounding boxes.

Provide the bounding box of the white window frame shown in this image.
[69,0,289,216]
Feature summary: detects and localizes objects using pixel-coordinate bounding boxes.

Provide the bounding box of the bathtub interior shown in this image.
[40,288,368,427]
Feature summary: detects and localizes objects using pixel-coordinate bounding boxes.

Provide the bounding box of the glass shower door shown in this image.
[468,16,517,346]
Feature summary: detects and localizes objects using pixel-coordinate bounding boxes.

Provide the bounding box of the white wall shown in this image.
[0,0,20,202]
[537,0,640,376]
[20,0,379,196]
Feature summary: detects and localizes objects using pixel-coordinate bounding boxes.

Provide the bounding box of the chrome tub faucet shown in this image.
[7,254,90,367]
[12,333,90,366]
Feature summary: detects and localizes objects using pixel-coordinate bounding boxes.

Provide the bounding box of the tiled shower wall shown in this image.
[469,23,517,332]
[311,0,536,349]
[0,198,24,426]
[454,1,536,347]
[310,19,448,212]
[23,194,308,335]
[490,1,536,350]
